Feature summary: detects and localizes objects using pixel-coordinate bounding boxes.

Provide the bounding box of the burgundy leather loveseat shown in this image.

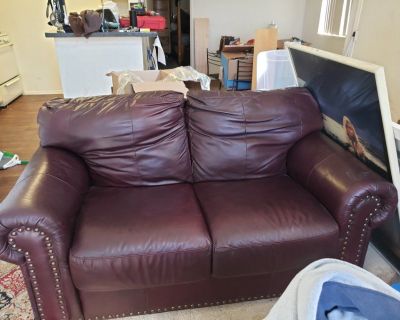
[0,89,397,320]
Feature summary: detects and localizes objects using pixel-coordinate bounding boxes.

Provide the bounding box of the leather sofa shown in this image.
[0,89,397,320]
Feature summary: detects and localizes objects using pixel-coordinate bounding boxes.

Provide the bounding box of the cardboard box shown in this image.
[109,70,189,97]
[221,52,253,90]
[222,52,253,81]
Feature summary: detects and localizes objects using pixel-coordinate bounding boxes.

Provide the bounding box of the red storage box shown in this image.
[119,17,130,28]
[137,16,166,30]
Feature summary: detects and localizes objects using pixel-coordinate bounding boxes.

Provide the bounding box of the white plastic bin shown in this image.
[256,49,298,91]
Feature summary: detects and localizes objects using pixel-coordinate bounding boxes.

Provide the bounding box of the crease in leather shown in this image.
[214,229,339,252]
[241,99,248,179]
[130,105,142,184]
[70,246,211,261]
[189,185,218,260]
[14,172,85,195]
[212,257,326,279]
[79,276,212,293]
[305,152,337,187]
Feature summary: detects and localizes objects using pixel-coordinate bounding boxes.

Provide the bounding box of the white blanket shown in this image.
[265,258,400,320]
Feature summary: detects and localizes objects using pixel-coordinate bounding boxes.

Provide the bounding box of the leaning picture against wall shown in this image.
[288,44,400,210]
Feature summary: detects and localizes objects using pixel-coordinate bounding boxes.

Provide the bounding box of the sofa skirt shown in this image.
[78,268,302,320]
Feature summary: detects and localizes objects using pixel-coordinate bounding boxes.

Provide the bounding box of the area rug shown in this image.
[0,245,397,320]
[0,261,32,320]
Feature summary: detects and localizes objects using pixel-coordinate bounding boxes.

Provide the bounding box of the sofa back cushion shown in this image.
[187,88,322,182]
[38,92,192,187]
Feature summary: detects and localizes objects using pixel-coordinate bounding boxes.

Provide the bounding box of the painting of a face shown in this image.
[289,47,390,179]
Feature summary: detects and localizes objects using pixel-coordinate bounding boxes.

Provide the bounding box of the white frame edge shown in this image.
[287,43,400,214]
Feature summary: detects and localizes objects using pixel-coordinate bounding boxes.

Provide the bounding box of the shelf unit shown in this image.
[127,0,171,54]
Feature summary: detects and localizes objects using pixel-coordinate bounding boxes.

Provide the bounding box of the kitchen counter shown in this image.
[47,31,155,98]
[45,31,158,38]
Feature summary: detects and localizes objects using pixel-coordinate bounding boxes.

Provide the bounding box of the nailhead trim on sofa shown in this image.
[8,226,67,320]
[83,294,279,320]
[339,195,381,264]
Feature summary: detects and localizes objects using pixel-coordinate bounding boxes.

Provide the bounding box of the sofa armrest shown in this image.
[287,132,398,265]
[0,147,89,319]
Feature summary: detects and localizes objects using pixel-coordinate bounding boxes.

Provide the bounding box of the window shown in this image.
[318,0,352,37]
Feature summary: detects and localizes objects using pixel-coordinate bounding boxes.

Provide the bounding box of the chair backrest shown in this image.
[206,49,221,76]
[256,49,298,91]
[233,59,253,91]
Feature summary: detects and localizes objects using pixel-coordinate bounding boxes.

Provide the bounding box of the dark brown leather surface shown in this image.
[187,88,322,182]
[79,268,299,319]
[194,176,339,278]
[70,183,211,291]
[0,90,397,319]
[38,92,192,187]
[287,132,398,264]
[0,147,88,319]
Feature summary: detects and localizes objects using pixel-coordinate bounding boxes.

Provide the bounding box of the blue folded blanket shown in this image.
[266,258,400,320]
[317,281,400,320]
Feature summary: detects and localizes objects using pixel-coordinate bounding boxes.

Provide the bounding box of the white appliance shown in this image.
[0,33,23,107]
[256,50,298,91]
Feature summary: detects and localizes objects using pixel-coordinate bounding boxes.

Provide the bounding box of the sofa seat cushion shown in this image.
[70,184,211,292]
[194,176,339,278]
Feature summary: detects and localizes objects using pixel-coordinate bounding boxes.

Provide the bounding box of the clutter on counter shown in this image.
[218,36,254,54]
[45,31,158,38]
[46,0,167,37]
[69,10,102,37]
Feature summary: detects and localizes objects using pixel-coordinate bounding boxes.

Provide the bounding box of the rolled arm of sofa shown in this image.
[0,147,90,319]
[287,132,398,265]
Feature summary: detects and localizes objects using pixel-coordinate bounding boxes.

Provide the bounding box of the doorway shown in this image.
[170,0,191,66]
[150,0,190,68]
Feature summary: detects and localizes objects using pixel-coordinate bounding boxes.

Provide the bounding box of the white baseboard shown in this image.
[23,90,64,95]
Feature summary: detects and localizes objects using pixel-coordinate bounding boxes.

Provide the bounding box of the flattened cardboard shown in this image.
[132,81,189,97]
[109,70,188,97]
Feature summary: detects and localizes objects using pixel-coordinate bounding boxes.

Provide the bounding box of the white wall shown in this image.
[190,0,307,65]
[302,0,400,121]
[352,0,400,122]
[302,0,345,54]
[0,0,100,95]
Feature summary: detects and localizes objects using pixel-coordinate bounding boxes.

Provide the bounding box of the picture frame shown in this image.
[287,43,400,214]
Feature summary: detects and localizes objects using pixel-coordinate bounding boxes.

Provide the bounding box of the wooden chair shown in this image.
[233,59,253,91]
[206,49,222,89]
